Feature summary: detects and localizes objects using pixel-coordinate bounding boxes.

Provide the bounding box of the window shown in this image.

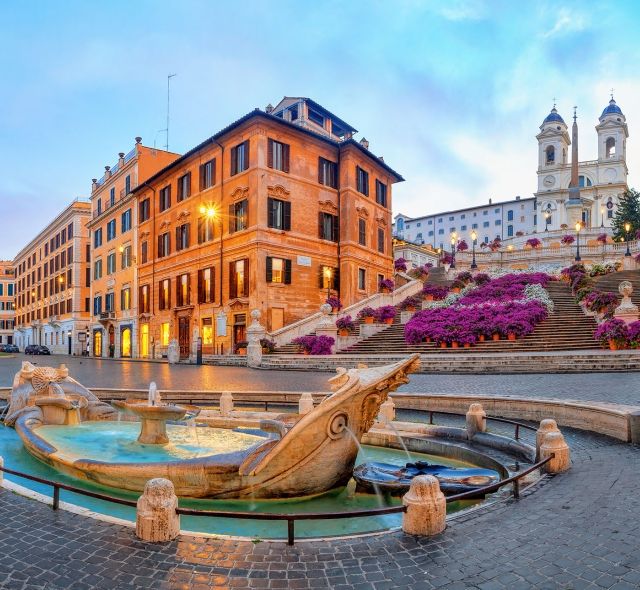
[229,259,249,298]
[438,229,444,235]
[125,175,131,194]
[141,241,148,264]
[495,219,501,226]
[320,266,339,290]
[120,287,131,311]
[176,223,190,251]
[267,139,290,172]
[96,198,102,215]
[177,172,191,201]
[159,279,171,311]
[267,198,291,230]
[202,318,213,345]
[159,185,171,212]
[198,216,214,243]
[545,145,555,164]
[461,225,467,231]
[507,225,514,237]
[176,274,190,307]
[507,210,514,221]
[428,231,434,237]
[157,232,170,258]
[121,245,132,269]
[460,214,466,220]
[438,217,443,222]
[483,210,488,216]
[93,296,102,316]
[375,180,387,207]
[318,157,338,188]
[358,268,366,290]
[94,228,103,248]
[105,292,114,312]
[606,137,616,158]
[319,213,339,242]
[377,228,385,253]
[106,219,116,241]
[449,216,454,221]
[109,187,115,206]
[139,285,150,313]
[160,323,170,346]
[472,223,478,229]
[607,209,613,219]
[121,209,132,233]
[308,108,324,126]
[198,268,215,303]
[199,159,216,190]
[358,219,366,246]
[483,221,490,228]
[356,166,369,196]
[94,259,102,280]
[266,257,291,284]
[139,198,150,222]
[229,199,248,233]
[428,219,432,225]
[417,222,421,227]
[230,140,250,175]
[107,252,116,274]
[578,175,593,187]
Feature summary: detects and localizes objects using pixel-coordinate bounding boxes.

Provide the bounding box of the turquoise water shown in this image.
[37,422,265,462]
[0,424,478,539]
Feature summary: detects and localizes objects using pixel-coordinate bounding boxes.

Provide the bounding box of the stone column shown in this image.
[465,403,486,439]
[315,304,338,353]
[536,419,560,460]
[219,392,234,416]
[136,478,180,542]
[298,392,314,415]
[402,475,446,536]
[540,431,571,474]
[246,309,266,368]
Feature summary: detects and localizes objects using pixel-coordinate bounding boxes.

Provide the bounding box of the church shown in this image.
[535,97,629,232]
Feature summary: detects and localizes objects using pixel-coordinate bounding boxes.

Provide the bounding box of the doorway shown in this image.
[178,316,190,359]
[67,333,72,355]
[108,325,115,357]
[121,327,132,358]
[233,313,247,349]
[140,324,149,358]
[93,330,102,357]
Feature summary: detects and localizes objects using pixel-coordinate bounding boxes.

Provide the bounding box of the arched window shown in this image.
[578,175,593,187]
[606,137,616,158]
[396,218,404,231]
[545,145,555,164]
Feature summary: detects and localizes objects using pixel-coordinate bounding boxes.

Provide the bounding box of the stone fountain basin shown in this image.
[111,399,201,421]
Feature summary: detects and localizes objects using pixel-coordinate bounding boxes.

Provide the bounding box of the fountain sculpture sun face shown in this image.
[6,356,421,499]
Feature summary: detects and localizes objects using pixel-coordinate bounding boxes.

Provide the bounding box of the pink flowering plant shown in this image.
[325,296,342,310]
[526,237,542,249]
[292,335,335,355]
[456,240,469,252]
[335,316,356,333]
[473,273,491,285]
[560,234,575,245]
[374,305,397,322]
[394,257,408,272]
[408,264,431,280]
[378,278,395,292]
[399,295,421,311]
[357,306,376,320]
[627,321,640,348]
[440,252,454,265]
[597,233,608,245]
[421,284,449,300]
[594,319,628,348]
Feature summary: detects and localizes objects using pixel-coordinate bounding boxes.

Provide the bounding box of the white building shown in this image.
[393,196,537,249]
[535,98,628,231]
[393,240,440,269]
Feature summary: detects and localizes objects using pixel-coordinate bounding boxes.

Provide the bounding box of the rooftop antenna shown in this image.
[165,73,177,150]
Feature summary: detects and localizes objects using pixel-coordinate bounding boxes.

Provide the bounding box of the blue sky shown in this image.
[1,0,640,259]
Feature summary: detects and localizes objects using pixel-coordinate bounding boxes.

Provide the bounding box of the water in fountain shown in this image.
[384,421,413,465]
[50,383,66,397]
[187,418,200,445]
[344,426,386,508]
[148,382,160,406]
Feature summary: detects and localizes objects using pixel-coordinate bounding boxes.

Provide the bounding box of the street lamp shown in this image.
[450,235,456,269]
[625,221,632,256]
[575,222,581,261]
[324,267,333,300]
[544,211,550,232]
[470,230,478,269]
[600,205,605,228]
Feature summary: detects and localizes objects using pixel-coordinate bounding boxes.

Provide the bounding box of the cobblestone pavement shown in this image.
[2,354,640,406]
[1,427,638,589]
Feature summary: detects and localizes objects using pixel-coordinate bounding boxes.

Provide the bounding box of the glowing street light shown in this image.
[624,221,632,256]
[470,230,478,269]
[575,222,581,261]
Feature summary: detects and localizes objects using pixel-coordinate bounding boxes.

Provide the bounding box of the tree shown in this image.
[612,188,640,241]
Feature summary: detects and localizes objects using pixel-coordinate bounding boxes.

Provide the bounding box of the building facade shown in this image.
[0,262,15,346]
[87,140,179,359]
[535,98,629,231]
[13,200,91,354]
[133,98,402,359]
[393,196,536,249]
[392,240,439,270]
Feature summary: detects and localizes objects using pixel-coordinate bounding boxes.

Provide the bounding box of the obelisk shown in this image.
[566,106,583,226]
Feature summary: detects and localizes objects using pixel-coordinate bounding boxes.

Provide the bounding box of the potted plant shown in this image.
[440,252,453,269]
[408,264,431,280]
[335,315,356,336]
[374,305,396,325]
[450,278,466,294]
[379,278,395,294]
[399,295,421,313]
[525,237,542,249]
[421,285,448,301]
[292,335,334,355]
[456,239,469,252]
[594,319,629,351]
[325,296,342,313]
[260,338,276,354]
[473,272,491,286]
[560,234,575,246]
[628,321,640,348]
[357,306,376,324]
[394,257,408,273]
[234,341,248,355]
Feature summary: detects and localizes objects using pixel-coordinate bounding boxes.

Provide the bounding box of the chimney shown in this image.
[360,137,369,150]
[379,156,385,162]
[135,136,142,144]
[118,152,125,167]
[265,103,273,114]
[91,179,98,192]
[104,165,111,179]
[515,195,521,200]
[489,198,492,205]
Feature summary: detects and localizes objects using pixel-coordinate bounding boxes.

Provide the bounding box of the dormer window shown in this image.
[308,108,324,127]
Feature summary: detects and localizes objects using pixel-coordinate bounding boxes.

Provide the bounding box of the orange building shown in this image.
[0,261,15,346]
[133,98,403,359]
[13,200,91,354]
[87,139,179,358]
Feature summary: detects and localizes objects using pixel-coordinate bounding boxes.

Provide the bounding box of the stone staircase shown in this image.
[593,270,640,307]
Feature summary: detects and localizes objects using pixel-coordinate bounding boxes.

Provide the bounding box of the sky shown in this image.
[2,0,640,260]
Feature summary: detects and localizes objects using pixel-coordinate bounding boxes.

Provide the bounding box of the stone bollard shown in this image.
[219,392,234,416]
[298,392,314,415]
[540,431,571,474]
[377,398,396,424]
[536,419,560,460]
[246,309,266,368]
[465,403,486,439]
[402,475,446,536]
[136,478,180,542]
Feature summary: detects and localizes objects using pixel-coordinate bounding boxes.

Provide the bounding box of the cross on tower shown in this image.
[573,106,577,121]
[552,97,557,108]
[610,87,615,100]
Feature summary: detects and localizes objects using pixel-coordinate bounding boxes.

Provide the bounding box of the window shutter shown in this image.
[230,146,237,175]
[157,235,162,257]
[229,204,235,233]
[175,227,180,250]
[318,157,323,184]
[267,198,273,228]
[318,212,324,239]
[284,259,292,284]
[283,201,291,231]
[185,224,190,248]
[333,267,340,291]
[266,257,273,282]
[197,217,203,244]
[243,258,249,297]
[229,262,236,299]
[318,266,325,289]
[283,143,290,173]
[199,164,205,190]
[211,268,216,302]
[187,275,191,305]
[332,214,339,242]
[212,158,216,185]
[267,139,273,169]
[244,140,250,170]
[186,173,191,197]
[197,271,203,303]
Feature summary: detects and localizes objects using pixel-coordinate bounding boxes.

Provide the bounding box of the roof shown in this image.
[601,98,623,117]
[133,109,403,190]
[271,97,357,134]
[542,107,565,125]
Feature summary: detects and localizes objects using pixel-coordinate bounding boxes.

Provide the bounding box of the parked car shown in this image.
[37,345,51,355]
[25,345,50,355]
[4,344,19,353]
[0,344,6,352]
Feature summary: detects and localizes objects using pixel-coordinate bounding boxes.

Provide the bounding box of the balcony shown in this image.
[48,315,60,327]
[99,311,116,323]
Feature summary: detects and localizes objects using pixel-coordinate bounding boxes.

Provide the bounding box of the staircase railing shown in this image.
[270,277,423,348]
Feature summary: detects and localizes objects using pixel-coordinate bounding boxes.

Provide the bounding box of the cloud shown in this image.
[543,7,588,38]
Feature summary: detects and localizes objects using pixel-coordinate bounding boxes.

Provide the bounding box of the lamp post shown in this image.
[450,235,456,269]
[575,222,581,261]
[544,211,550,232]
[624,221,632,257]
[324,267,332,300]
[470,230,477,269]
[600,205,605,228]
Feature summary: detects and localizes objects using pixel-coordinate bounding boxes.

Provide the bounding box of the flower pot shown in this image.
[237,348,246,355]
[451,341,459,349]
[507,333,516,341]
[478,335,486,342]
[451,287,460,294]
[383,318,394,325]
[338,329,350,337]
[424,294,434,302]
[492,333,500,341]
[440,342,447,349]
[424,337,432,343]
[364,316,374,324]
[608,340,618,351]
[331,307,340,313]
[406,306,416,312]
[463,343,471,348]
[303,350,310,356]
[381,287,391,294]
